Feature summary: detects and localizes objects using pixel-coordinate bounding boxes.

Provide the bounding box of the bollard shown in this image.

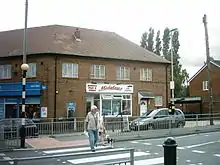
[163,137,177,165]
[19,125,26,148]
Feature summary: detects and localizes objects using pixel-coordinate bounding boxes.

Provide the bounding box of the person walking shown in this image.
[84,105,99,152]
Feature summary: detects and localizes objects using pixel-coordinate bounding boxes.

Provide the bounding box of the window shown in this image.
[0,64,11,79]
[116,66,130,80]
[90,65,105,79]
[202,81,208,91]
[140,68,152,81]
[155,96,163,106]
[62,63,78,78]
[101,94,132,116]
[26,63,36,78]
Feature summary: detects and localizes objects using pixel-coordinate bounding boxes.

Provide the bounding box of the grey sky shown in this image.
[0,0,219,78]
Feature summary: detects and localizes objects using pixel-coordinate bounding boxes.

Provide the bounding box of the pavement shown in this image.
[1,131,220,165]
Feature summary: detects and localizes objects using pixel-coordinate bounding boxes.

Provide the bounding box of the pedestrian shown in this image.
[98,115,107,145]
[84,105,99,152]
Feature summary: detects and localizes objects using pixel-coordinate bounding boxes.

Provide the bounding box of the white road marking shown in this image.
[186,160,191,162]
[177,147,185,150]
[156,144,162,147]
[68,152,149,164]
[214,154,220,157]
[131,141,139,143]
[43,145,110,154]
[0,153,5,156]
[143,143,151,145]
[192,150,205,154]
[184,141,219,149]
[198,163,203,165]
[3,157,14,164]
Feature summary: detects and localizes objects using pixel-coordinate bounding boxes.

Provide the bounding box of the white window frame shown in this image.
[90,64,105,79]
[116,66,130,80]
[0,64,11,79]
[140,68,152,81]
[26,63,36,78]
[101,94,132,116]
[62,63,78,78]
[202,81,208,91]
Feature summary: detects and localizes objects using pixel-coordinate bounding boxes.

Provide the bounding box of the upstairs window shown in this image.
[62,63,78,78]
[140,68,152,81]
[202,81,208,91]
[90,65,105,79]
[0,64,11,79]
[116,66,130,80]
[26,63,36,78]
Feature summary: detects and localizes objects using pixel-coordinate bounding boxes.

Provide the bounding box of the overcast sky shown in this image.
[0,0,219,78]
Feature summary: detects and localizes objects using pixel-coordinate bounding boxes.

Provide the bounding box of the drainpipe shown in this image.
[53,56,58,120]
[166,64,169,107]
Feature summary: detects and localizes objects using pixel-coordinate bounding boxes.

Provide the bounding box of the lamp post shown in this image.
[169,28,178,104]
[169,28,177,135]
[20,0,29,148]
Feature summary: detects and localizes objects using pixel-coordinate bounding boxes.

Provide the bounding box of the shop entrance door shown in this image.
[5,104,18,118]
[85,97,94,115]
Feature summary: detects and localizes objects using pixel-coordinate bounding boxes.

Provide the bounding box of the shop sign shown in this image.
[86,83,133,93]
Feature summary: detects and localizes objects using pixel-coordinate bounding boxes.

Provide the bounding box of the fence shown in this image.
[32,113,220,137]
[1,113,220,150]
[0,147,135,165]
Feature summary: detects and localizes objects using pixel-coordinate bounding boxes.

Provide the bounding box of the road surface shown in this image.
[1,131,220,165]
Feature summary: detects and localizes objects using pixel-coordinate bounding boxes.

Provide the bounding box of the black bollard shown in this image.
[163,137,177,165]
[19,125,26,148]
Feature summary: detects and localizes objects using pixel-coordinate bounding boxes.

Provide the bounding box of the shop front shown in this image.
[85,83,133,117]
[0,82,46,119]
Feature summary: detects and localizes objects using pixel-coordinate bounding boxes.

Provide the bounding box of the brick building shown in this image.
[0,25,170,119]
[189,60,220,113]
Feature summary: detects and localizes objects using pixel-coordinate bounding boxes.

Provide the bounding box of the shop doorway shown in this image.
[5,104,18,118]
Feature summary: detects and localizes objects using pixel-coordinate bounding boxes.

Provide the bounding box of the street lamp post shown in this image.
[169,28,178,104]
[20,0,29,148]
[169,28,177,135]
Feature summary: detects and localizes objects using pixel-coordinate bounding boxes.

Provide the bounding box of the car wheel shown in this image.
[177,122,184,128]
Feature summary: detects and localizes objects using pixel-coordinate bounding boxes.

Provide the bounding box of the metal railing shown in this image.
[0,147,135,165]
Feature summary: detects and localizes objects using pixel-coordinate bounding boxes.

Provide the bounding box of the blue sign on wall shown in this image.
[0,82,46,96]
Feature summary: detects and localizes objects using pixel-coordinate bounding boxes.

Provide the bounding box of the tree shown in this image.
[162,28,170,59]
[154,30,162,55]
[147,27,154,52]
[170,30,189,97]
[140,32,148,49]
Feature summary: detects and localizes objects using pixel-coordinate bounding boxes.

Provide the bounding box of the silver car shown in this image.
[130,108,185,131]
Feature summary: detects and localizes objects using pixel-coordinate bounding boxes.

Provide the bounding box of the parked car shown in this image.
[0,118,39,139]
[130,108,185,131]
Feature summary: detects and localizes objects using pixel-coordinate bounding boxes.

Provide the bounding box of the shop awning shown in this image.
[0,82,47,96]
[138,91,155,104]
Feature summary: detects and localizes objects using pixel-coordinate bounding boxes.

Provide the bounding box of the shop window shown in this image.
[155,96,163,106]
[19,104,41,118]
[62,63,78,78]
[90,65,105,79]
[0,64,11,79]
[101,94,132,116]
[116,66,130,80]
[27,63,36,78]
[140,68,152,81]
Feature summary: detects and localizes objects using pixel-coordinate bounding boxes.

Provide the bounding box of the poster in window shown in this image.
[67,102,76,118]
[140,100,147,116]
[41,107,47,118]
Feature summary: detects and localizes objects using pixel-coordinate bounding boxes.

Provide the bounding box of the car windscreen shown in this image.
[140,109,157,118]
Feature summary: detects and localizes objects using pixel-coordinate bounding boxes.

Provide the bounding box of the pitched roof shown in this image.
[188,60,220,82]
[0,25,169,64]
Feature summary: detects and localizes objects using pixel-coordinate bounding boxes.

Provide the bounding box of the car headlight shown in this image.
[138,121,145,125]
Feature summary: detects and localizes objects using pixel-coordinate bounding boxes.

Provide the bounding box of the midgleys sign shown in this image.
[86,83,133,93]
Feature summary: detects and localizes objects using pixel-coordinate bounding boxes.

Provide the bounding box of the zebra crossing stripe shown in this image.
[67,151,149,164]
[43,145,110,154]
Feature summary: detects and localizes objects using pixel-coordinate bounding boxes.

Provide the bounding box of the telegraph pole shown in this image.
[202,14,214,125]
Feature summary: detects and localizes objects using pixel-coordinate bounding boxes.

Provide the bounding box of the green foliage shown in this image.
[154,30,162,55]
[140,32,148,49]
[147,27,154,52]
[162,28,170,59]
[140,27,190,98]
